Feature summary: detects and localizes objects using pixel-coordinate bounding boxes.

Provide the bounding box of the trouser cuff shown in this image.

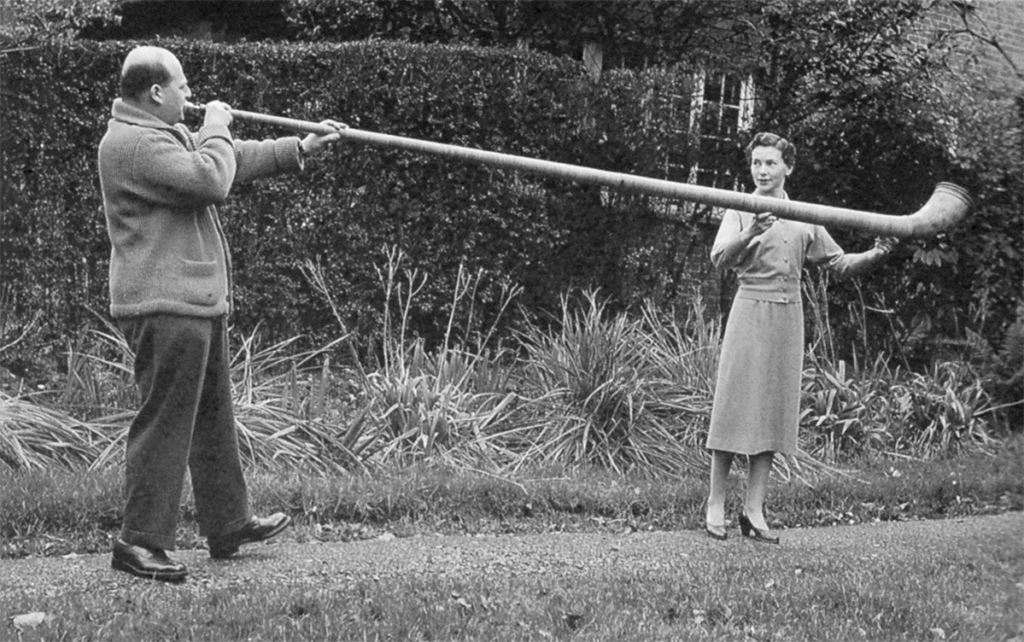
[200,512,252,539]
[120,527,177,552]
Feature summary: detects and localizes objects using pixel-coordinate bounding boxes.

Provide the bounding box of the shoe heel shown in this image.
[738,513,779,544]
[705,523,728,541]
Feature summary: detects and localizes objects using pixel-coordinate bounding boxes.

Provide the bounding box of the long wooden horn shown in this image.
[186,104,972,239]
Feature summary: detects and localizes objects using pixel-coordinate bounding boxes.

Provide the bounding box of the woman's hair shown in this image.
[746,132,796,167]
[120,60,171,102]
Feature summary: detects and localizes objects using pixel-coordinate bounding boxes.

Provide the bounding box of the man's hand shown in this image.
[203,101,233,128]
[301,120,347,156]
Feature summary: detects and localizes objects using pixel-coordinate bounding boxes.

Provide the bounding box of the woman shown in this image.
[704,132,895,543]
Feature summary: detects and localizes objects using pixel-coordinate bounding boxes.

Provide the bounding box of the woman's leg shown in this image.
[706,449,734,526]
[743,451,775,530]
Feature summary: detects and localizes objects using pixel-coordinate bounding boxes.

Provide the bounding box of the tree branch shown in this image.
[949,0,1023,81]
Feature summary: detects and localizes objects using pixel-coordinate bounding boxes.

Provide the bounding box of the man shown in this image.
[98,45,344,583]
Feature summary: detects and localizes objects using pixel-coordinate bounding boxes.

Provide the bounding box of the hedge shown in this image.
[0,39,717,358]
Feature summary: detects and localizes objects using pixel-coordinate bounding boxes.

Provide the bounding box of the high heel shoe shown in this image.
[704,522,728,541]
[738,513,779,544]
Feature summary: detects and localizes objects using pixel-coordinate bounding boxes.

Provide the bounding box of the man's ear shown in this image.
[149,83,164,105]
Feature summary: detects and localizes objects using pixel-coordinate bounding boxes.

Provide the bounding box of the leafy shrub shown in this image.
[888,361,996,456]
[800,353,1000,462]
[800,358,891,463]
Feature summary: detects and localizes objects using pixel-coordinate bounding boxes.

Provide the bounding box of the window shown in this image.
[688,69,754,189]
[657,68,754,219]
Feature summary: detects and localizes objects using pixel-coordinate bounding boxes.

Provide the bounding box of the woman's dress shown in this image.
[705,209,845,456]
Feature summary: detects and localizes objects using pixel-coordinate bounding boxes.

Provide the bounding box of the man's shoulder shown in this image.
[101,118,187,150]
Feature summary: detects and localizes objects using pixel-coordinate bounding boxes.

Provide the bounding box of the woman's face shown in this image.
[749,145,792,196]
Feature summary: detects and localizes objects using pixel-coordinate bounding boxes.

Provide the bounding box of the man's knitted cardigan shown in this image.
[98,99,303,319]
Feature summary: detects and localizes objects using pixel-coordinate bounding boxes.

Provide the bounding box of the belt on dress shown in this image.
[735,279,801,304]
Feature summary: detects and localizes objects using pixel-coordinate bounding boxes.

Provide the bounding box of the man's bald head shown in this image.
[120,46,176,102]
[118,46,191,125]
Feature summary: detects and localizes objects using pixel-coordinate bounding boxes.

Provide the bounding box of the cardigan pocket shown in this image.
[179,259,223,306]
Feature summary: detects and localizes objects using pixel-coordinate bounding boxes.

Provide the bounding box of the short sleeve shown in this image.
[710,209,745,269]
[806,225,844,266]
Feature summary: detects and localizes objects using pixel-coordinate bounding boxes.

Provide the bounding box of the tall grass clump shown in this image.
[55,318,136,420]
[514,290,715,478]
[363,247,525,469]
[0,392,110,470]
[229,330,375,474]
[0,320,371,473]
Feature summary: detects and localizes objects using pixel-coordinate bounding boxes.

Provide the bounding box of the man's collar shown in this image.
[110,98,178,131]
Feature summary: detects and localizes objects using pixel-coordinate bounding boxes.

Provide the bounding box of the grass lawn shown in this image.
[2,513,1021,641]
[2,438,1023,640]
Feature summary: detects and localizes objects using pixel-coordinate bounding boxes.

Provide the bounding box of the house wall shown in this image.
[914,0,1024,96]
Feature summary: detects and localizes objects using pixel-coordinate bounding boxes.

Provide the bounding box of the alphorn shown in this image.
[185,103,971,239]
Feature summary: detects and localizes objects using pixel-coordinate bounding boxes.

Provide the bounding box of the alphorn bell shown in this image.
[185,103,972,239]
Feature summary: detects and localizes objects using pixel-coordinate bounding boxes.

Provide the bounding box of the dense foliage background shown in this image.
[1,0,1021,420]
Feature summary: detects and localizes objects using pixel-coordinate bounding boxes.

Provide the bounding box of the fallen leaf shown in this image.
[929,628,946,640]
[10,612,47,631]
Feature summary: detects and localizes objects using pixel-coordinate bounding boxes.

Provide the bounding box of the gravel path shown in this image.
[1,512,1021,601]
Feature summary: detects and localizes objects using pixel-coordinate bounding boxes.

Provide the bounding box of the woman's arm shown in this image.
[827,237,897,278]
[711,211,775,270]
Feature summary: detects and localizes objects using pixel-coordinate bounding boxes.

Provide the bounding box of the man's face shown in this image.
[153,55,191,125]
[749,146,792,196]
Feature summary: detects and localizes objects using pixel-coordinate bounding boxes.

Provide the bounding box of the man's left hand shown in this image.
[301,120,347,155]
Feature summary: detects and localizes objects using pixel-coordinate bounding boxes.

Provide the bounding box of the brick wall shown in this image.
[914,0,1024,96]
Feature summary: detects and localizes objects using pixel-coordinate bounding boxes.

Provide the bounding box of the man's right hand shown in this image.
[203,101,233,128]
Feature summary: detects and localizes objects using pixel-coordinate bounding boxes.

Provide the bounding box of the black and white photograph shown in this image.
[1,0,1022,639]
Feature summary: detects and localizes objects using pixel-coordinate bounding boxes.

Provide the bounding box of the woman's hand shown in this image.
[748,212,777,237]
[874,236,899,254]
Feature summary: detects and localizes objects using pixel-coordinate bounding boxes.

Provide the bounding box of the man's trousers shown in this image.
[118,314,251,551]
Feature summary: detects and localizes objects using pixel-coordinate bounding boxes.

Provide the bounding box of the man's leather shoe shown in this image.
[208,513,292,559]
[111,539,187,583]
